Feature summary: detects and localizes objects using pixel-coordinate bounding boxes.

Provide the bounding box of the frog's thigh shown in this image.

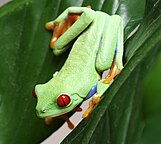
[96,15,122,72]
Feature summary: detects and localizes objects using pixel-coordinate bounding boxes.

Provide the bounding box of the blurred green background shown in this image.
[139,51,161,144]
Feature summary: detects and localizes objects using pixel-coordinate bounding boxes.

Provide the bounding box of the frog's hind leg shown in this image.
[82,15,124,118]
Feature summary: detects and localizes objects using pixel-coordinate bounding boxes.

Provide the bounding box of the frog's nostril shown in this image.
[41,108,46,113]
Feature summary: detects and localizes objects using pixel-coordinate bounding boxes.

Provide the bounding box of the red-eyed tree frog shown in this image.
[33,7,124,129]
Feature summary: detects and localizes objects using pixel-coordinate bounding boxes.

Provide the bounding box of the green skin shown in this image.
[35,7,123,118]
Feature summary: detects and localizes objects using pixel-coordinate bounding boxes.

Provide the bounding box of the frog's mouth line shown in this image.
[36,93,84,118]
[37,102,83,119]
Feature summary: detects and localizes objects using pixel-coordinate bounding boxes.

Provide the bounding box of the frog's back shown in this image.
[59,11,109,74]
[49,11,109,97]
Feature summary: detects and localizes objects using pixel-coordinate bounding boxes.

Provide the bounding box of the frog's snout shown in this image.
[36,105,47,117]
[36,107,46,113]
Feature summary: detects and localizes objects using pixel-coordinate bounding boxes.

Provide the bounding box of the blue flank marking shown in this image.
[85,83,97,100]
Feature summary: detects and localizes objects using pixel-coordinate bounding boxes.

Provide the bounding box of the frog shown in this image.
[33,7,124,129]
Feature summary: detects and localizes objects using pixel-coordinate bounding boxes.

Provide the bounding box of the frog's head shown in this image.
[33,84,83,118]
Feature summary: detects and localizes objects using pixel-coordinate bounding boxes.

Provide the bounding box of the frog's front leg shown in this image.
[45,13,80,48]
[45,7,95,55]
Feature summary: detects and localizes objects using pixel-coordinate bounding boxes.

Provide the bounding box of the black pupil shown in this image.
[62,99,66,104]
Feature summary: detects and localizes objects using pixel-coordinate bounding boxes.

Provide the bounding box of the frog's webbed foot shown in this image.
[82,96,100,118]
[45,14,80,48]
[103,59,122,84]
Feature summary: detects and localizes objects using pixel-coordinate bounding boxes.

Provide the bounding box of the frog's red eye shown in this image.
[57,94,70,107]
[32,88,37,99]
